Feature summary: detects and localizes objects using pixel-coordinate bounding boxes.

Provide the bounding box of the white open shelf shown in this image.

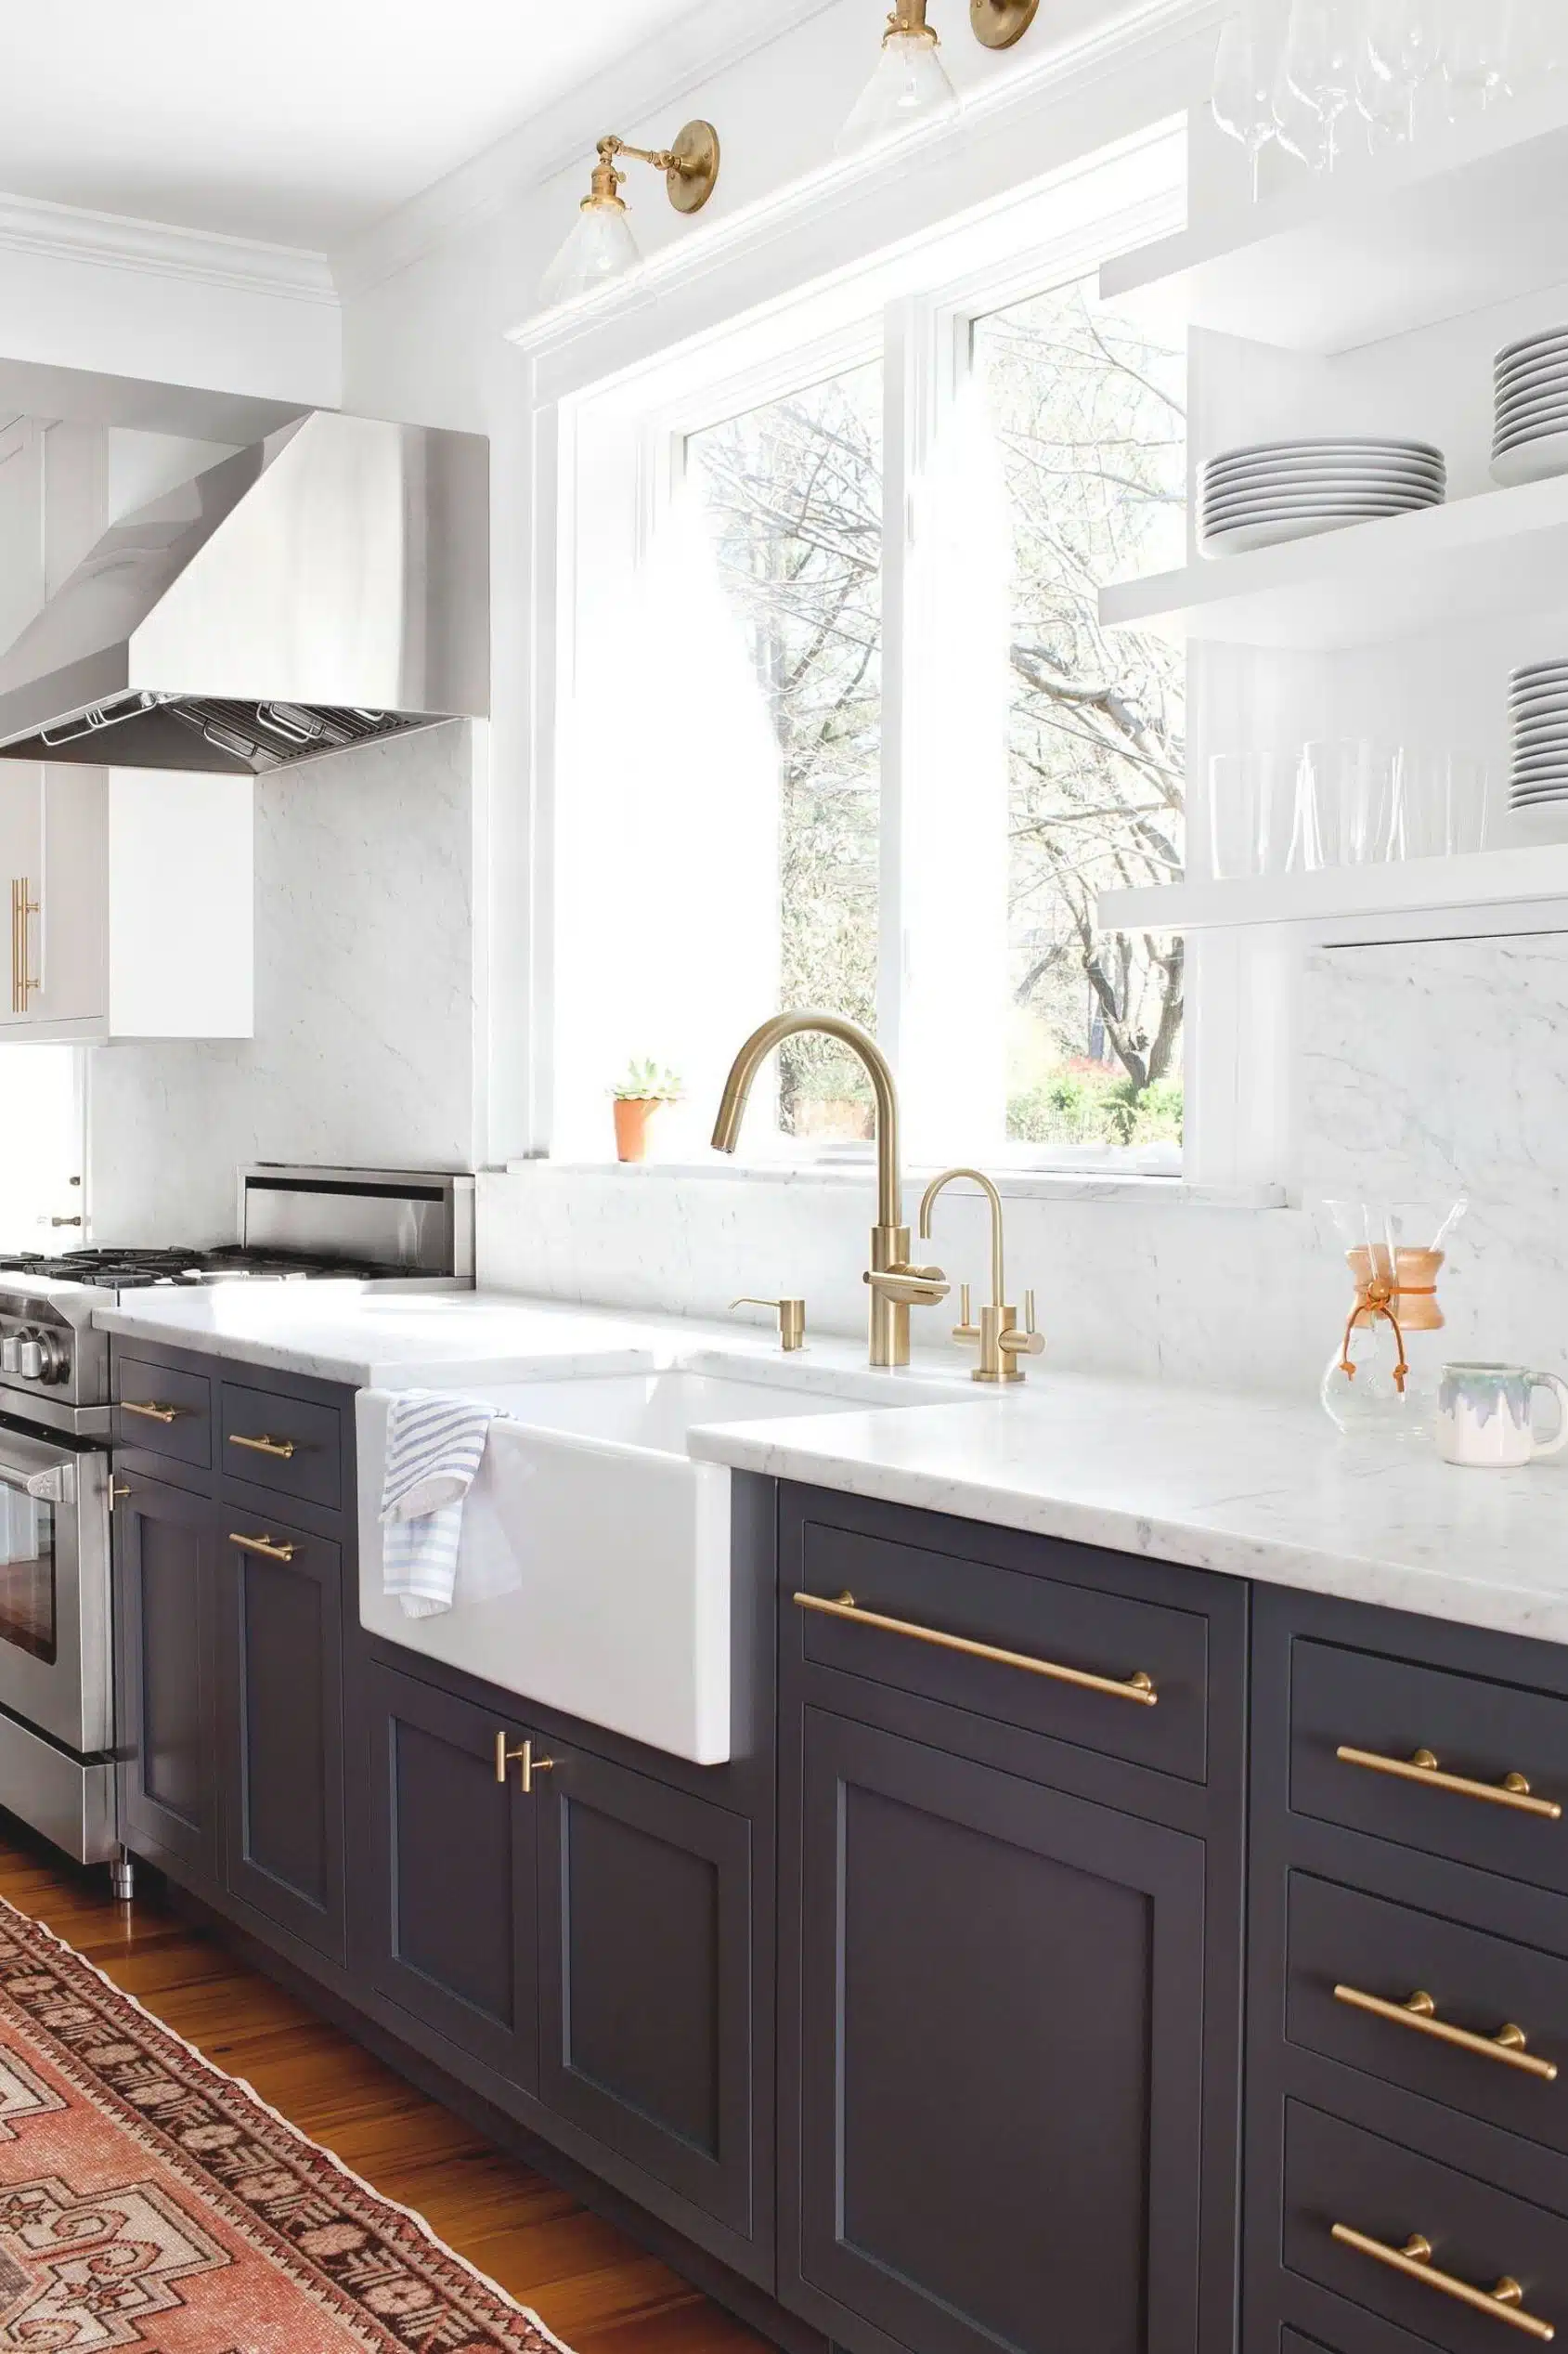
[1097,843,1568,935]
[1102,109,1568,355]
[1100,475,1568,650]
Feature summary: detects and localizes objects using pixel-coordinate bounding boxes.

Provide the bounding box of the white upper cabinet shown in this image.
[0,421,253,1044]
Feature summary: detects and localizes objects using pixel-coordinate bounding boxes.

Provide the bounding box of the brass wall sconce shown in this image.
[839,1,1041,152]
[538,121,721,306]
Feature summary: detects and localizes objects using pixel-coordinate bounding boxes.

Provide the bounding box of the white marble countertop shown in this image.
[95,1287,1568,1645]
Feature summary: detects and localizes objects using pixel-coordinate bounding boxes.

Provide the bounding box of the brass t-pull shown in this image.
[731,1296,807,1351]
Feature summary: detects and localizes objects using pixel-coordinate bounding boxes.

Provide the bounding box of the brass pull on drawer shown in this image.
[494,1733,554,1793]
[794,1589,1157,1706]
[228,1433,297,1461]
[228,1532,297,1563]
[1337,1744,1562,1820]
[1334,1983,1559,2082]
[1331,2223,1555,2340]
[122,1400,182,1425]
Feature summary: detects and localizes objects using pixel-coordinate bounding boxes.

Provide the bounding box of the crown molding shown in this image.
[506,0,1219,367]
[330,0,842,301]
[0,189,336,305]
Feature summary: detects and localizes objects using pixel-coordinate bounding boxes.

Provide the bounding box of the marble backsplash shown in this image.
[479,930,1568,1403]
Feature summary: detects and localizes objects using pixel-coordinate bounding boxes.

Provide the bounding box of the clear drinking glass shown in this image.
[1210,751,1292,878]
[1443,0,1514,111]
[1362,0,1444,139]
[1282,0,1361,165]
[1213,14,1282,198]
[1288,744,1328,869]
[1390,749,1491,858]
[1298,739,1395,866]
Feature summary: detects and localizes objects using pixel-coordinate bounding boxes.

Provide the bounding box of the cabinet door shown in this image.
[217,1515,344,1962]
[361,1661,538,2089]
[536,1741,756,2235]
[0,768,42,1031]
[785,1706,1207,2354]
[114,1475,219,1882]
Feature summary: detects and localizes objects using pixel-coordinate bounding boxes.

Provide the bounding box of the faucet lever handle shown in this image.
[952,1282,981,1346]
[999,1289,1044,1361]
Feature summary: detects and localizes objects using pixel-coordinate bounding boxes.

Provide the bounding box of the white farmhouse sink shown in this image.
[356,1368,929,1765]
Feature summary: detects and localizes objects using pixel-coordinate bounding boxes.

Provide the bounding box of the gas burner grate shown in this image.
[0,1246,394,1289]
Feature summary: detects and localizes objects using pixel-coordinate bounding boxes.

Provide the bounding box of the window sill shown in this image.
[501,1159,1287,1212]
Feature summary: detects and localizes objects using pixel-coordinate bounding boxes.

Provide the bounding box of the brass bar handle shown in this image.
[1331,2224,1554,2340]
[122,1400,181,1425]
[1337,1744,1562,1820]
[228,1433,297,1462]
[10,878,38,1013]
[229,1532,297,1563]
[495,1733,555,1792]
[794,1589,1157,1707]
[1334,1983,1559,2082]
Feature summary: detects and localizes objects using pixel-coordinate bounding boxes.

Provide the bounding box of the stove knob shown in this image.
[0,1336,18,1374]
[16,1340,43,1380]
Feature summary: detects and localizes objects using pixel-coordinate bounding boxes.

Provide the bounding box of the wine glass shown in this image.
[1273,58,1331,167]
[1212,14,1280,200]
[1442,0,1514,112]
[1362,0,1444,140]
[1282,0,1360,167]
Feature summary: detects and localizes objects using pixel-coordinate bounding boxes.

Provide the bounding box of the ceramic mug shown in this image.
[1436,1362,1568,1468]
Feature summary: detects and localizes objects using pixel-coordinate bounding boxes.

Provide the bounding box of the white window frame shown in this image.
[525,118,1215,1180]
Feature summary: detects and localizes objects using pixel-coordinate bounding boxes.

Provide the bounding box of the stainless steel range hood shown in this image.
[0,412,489,774]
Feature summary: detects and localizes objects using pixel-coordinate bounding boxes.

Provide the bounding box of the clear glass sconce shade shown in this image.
[538,196,641,306]
[836,29,960,154]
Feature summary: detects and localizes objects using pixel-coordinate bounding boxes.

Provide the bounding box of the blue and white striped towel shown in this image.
[379,1390,503,1618]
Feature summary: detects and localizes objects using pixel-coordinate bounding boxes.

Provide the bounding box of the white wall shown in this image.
[87,720,482,1242]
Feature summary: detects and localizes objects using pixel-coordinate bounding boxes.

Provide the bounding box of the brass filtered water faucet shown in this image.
[919,1166,1043,1383]
[711,1013,948,1368]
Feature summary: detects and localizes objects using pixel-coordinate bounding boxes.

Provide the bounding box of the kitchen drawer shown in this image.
[791,1510,1210,1782]
[1284,2099,1567,2351]
[1291,1638,1568,1899]
[1281,2337,1340,2354]
[116,1356,212,1469]
[220,1382,342,1513]
[1288,1872,1568,2155]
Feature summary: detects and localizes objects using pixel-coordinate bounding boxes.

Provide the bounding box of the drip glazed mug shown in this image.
[1436,1363,1568,1468]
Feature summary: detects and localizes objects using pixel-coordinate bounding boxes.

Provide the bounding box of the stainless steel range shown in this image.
[0,1166,474,1878]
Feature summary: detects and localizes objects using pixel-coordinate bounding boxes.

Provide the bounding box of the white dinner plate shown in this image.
[1210,435,1442,460]
[1200,513,1410,553]
[1510,726,1568,751]
[1496,348,1568,390]
[1203,456,1445,489]
[1492,435,1568,488]
[1496,369,1568,410]
[1493,389,1568,432]
[1497,325,1568,367]
[1201,497,1440,526]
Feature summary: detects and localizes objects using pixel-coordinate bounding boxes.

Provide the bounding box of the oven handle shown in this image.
[0,1458,77,1506]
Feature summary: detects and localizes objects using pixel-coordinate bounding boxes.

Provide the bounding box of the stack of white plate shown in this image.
[1509,661,1568,813]
[1199,437,1446,555]
[1493,329,1568,487]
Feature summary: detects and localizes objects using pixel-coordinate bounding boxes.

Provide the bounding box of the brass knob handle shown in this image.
[1338,1744,1562,1819]
[228,1433,297,1461]
[122,1400,180,1425]
[495,1734,555,1794]
[1332,2223,1555,2339]
[1334,1983,1558,2081]
[229,1532,297,1562]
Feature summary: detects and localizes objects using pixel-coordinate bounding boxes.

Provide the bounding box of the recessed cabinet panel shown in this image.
[537,1745,755,2233]
[114,1475,218,1880]
[218,1518,344,1961]
[792,1706,1207,2354]
[363,1661,538,2090]
[220,1383,342,1512]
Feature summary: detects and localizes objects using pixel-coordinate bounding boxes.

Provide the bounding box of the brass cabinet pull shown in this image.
[228,1433,296,1461]
[1334,1983,1559,2082]
[793,1589,1157,1706]
[1337,1745,1562,1821]
[1331,2224,1554,2340]
[10,878,38,1014]
[494,1733,555,1793]
[122,1400,181,1425]
[229,1531,297,1563]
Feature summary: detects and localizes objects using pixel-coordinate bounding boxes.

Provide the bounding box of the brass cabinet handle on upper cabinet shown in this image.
[1333,1983,1559,2082]
[228,1433,296,1461]
[228,1532,297,1563]
[793,1589,1157,1706]
[10,878,38,1014]
[494,1733,554,1793]
[1331,2224,1554,2340]
[1337,1745,1562,1820]
[121,1401,181,1425]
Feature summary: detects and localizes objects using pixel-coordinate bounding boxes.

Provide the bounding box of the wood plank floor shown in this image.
[0,1824,775,2354]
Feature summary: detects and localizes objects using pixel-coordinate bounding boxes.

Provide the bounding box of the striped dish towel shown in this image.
[379,1390,503,1618]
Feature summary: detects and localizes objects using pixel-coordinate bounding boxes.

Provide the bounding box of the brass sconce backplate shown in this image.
[667,119,722,214]
[971,0,1040,47]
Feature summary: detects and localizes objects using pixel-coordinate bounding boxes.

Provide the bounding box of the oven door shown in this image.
[0,1432,110,1755]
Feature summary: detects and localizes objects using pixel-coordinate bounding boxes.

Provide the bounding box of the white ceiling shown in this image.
[0,0,706,251]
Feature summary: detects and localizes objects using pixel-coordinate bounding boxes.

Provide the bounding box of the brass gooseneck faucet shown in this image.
[919,1166,1043,1383]
[712,1013,948,1368]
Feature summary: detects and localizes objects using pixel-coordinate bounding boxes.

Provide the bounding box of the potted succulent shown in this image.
[611,1059,683,1163]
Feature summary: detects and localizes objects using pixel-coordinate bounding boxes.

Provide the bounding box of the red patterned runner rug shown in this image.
[0,1893,573,2351]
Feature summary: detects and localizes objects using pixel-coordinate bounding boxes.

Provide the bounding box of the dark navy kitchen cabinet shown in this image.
[114,1470,220,1879]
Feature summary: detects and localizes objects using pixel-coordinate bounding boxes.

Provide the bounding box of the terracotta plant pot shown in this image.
[614,1097,665,1163]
